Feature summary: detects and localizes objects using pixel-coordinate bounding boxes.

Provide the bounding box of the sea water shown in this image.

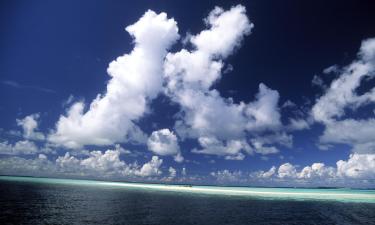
[0,176,374,225]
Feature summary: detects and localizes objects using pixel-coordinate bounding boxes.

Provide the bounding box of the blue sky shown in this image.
[1,0,375,187]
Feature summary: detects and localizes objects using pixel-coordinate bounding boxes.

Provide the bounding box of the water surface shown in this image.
[0,176,374,225]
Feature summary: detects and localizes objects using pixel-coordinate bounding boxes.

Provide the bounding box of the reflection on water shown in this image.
[0,178,374,225]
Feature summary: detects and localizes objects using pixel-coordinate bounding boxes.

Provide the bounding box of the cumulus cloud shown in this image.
[57,149,165,178]
[0,145,165,179]
[163,5,252,137]
[0,155,57,176]
[250,132,293,155]
[49,10,180,149]
[312,38,375,153]
[245,84,282,132]
[147,129,183,162]
[337,153,375,179]
[277,163,298,179]
[312,38,375,123]
[297,163,336,179]
[287,118,311,131]
[0,140,39,155]
[274,162,335,180]
[26,4,296,163]
[191,6,253,58]
[164,166,177,181]
[193,136,252,160]
[16,114,45,141]
[0,5,298,186]
[210,169,244,183]
[319,119,375,153]
[252,141,279,155]
[209,154,375,187]
[256,153,375,186]
[164,5,252,92]
[257,166,276,178]
[163,5,290,159]
[135,156,163,177]
[76,150,126,174]
[172,90,247,141]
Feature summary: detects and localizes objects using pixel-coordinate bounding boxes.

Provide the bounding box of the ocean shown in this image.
[0,176,374,225]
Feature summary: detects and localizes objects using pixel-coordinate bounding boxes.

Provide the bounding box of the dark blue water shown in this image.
[0,180,374,225]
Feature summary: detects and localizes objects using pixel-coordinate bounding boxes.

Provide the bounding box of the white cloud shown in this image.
[147,129,183,162]
[320,119,375,153]
[255,153,375,185]
[169,81,284,159]
[0,155,56,176]
[287,118,310,131]
[135,156,163,177]
[251,140,279,155]
[277,163,298,179]
[210,169,243,183]
[250,132,293,155]
[0,151,165,179]
[164,166,177,181]
[43,5,291,161]
[164,5,252,92]
[0,146,163,180]
[0,140,39,155]
[192,136,251,160]
[16,114,45,141]
[209,153,374,187]
[191,6,253,58]
[80,150,127,174]
[49,10,180,149]
[169,166,177,177]
[312,38,375,123]
[311,75,327,90]
[337,153,375,179]
[55,152,81,173]
[163,5,291,159]
[245,84,282,132]
[172,89,249,140]
[38,153,47,160]
[312,38,375,153]
[163,5,252,135]
[298,163,336,179]
[56,148,164,178]
[257,166,276,178]
[323,65,339,74]
[275,162,337,181]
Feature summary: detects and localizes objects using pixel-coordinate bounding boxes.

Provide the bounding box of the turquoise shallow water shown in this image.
[1,176,374,203]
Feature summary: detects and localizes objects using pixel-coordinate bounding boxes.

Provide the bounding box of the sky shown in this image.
[0,0,375,188]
